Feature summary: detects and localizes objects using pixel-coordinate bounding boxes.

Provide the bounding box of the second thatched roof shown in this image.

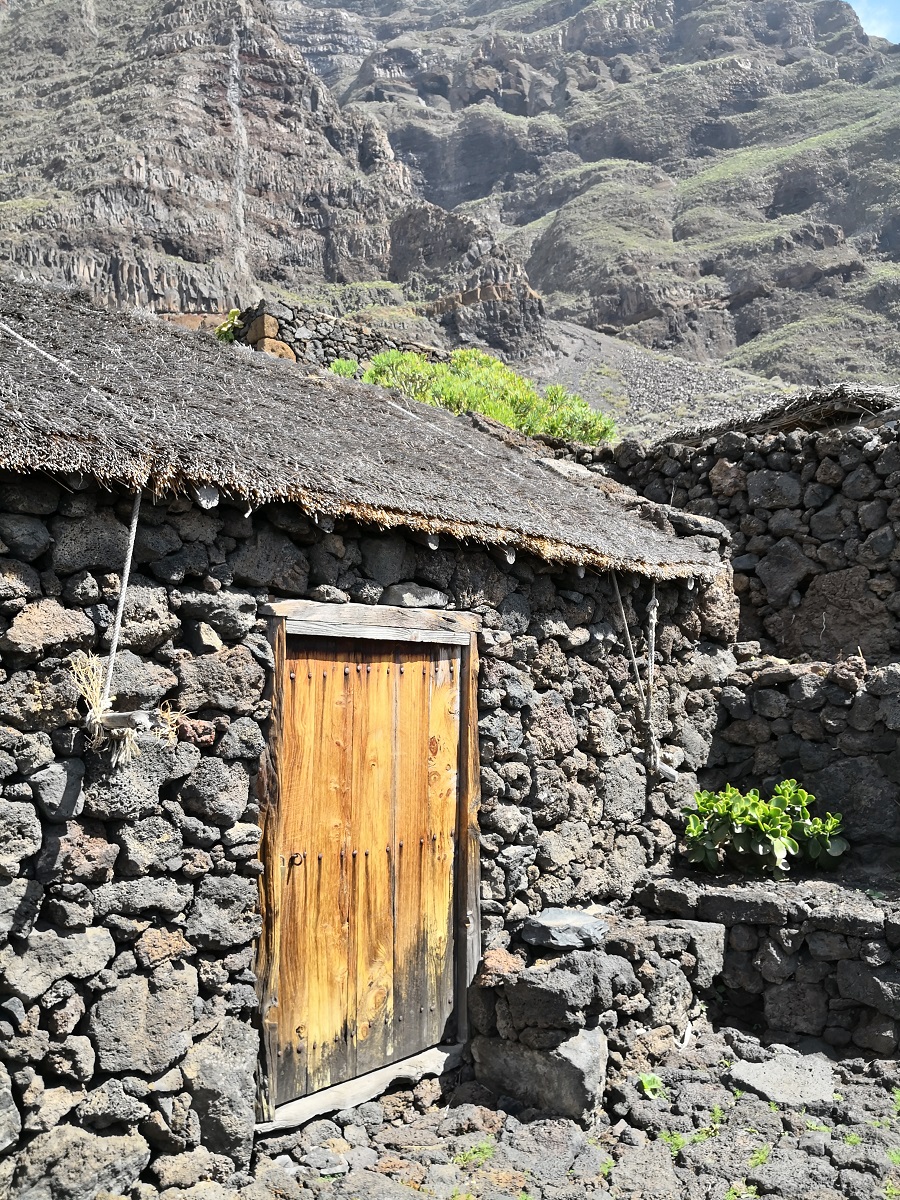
[0,278,720,579]
[654,381,900,447]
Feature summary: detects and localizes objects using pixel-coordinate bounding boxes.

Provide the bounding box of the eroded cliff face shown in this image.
[0,0,541,348]
[272,0,900,388]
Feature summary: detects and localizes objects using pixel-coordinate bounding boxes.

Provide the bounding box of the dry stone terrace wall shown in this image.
[600,423,900,663]
[234,298,450,368]
[642,875,900,1058]
[0,471,731,1192]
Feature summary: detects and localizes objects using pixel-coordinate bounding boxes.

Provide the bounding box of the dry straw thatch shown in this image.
[655,381,900,448]
[0,278,718,579]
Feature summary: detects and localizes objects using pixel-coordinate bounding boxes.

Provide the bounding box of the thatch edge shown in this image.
[1,440,716,581]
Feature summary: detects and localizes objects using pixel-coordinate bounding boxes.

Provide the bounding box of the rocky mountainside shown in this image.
[272,0,900,389]
[0,0,540,352]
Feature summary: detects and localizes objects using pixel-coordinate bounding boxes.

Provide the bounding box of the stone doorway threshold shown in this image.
[256,1044,465,1133]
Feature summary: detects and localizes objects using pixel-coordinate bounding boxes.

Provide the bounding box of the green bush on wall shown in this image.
[329,357,358,378]
[683,779,849,876]
[362,348,616,445]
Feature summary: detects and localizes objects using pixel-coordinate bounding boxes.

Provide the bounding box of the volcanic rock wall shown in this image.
[234,299,450,368]
[601,423,900,663]
[0,473,731,1190]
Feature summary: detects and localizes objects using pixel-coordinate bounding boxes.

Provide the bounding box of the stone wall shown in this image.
[234,299,450,369]
[641,877,900,1058]
[468,911,725,1123]
[697,647,900,865]
[0,471,730,1192]
[600,423,900,662]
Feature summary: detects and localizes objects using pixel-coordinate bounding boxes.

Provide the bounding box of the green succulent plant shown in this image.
[683,779,848,876]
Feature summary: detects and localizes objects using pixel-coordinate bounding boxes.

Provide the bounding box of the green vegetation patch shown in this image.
[363,348,616,444]
[683,778,848,875]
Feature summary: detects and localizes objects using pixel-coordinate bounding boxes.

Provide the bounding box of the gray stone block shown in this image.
[186,874,261,948]
[0,1063,20,1154]
[521,907,609,950]
[836,958,900,1018]
[728,1052,834,1106]
[89,965,197,1075]
[472,1025,608,1123]
[0,799,41,877]
[182,1016,258,1168]
[0,878,42,940]
[29,759,85,822]
[0,926,115,1002]
[7,1125,150,1200]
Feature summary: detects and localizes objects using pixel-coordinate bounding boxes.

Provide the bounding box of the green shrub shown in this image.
[683,779,848,876]
[362,348,616,445]
[748,1144,771,1168]
[638,1073,667,1099]
[329,357,358,378]
[215,308,242,343]
[659,1130,686,1158]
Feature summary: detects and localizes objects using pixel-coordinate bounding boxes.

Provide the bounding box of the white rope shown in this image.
[101,492,142,709]
[646,583,659,774]
[0,318,83,378]
[611,571,646,710]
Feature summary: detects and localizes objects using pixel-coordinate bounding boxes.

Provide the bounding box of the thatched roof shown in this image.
[0,278,719,579]
[656,382,900,447]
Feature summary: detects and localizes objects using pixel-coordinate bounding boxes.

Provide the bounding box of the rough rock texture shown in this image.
[0,0,543,360]
[279,0,900,404]
[255,1021,900,1199]
[0,472,734,1183]
[7,1126,151,1200]
[603,421,900,662]
[642,874,900,1054]
[472,1026,608,1123]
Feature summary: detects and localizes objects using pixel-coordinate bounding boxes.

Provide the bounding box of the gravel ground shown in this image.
[523,321,795,442]
[252,1022,900,1200]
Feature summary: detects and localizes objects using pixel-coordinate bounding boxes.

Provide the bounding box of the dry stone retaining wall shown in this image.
[642,876,900,1057]
[234,299,450,369]
[0,472,730,1193]
[600,423,900,662]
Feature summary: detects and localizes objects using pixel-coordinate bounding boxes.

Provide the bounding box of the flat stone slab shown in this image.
[521,907,609,950]
[728,1053,834,1107]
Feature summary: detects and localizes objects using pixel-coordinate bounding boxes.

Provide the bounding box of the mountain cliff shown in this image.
[271,0,900,389]
[0,0,540,353]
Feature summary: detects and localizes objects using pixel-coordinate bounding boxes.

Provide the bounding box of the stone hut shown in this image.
[0,279,743,1193]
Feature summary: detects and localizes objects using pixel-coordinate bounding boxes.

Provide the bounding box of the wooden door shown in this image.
[271,637,461,1104]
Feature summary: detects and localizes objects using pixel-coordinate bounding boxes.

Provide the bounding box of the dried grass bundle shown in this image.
[69,652,182,768]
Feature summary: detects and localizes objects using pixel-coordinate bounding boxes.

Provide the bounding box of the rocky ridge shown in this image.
[0,0,539,355]
[274,0,900,392]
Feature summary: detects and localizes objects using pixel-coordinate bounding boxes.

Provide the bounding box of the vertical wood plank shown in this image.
[254,617,286,1121]
[349,646,395,1077]
[274,639,317,1103]
[424,646,461,1046]
[392,646,431,1061]
[305,648,355,1092]
[455,633,482,1045]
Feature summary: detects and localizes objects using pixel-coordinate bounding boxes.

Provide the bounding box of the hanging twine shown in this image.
[612,572,661,775]
[101,491,142,709]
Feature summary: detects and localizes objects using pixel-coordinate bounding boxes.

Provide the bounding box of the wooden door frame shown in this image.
[254,599,482,1124]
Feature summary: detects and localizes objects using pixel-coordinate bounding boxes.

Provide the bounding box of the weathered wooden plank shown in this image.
[305,650,355,1093]
[424,646,460,1048]
[256,1044,465,1134]
[455,633,482,1045]
[392,648,431,1061]
[350,648,395,1078]
[254,617,287,1121]
[274,640,318,1102]
[283,620,470,645]
[262,598,480,633]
